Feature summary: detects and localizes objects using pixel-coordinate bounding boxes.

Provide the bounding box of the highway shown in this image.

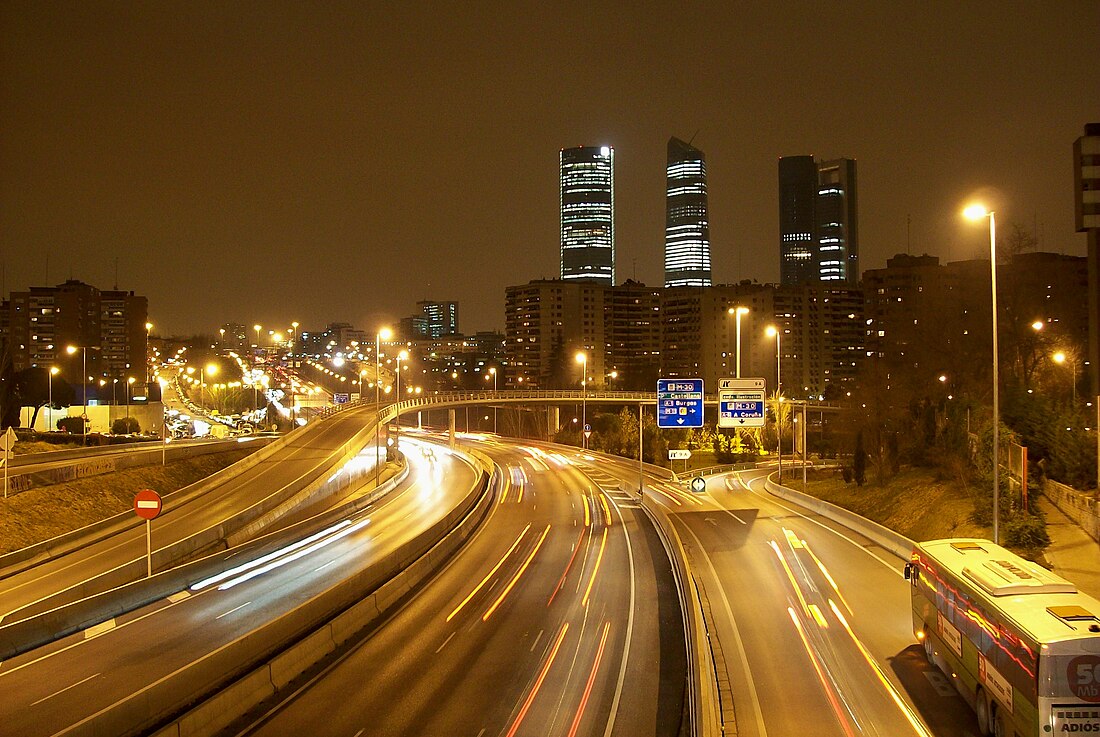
[237,434,688,737]
[0,437,481,737]
[656,466,981,737]
[0,403,386,621]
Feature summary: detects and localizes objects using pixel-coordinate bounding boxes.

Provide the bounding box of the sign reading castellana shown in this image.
[657,379,704,428]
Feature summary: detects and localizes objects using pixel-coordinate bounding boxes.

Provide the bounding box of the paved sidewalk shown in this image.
[1040,494,1100,600]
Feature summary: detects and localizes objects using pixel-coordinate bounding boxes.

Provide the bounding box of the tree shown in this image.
[0,338,17,431]
[12,367,76,429]
[853,430,867,486]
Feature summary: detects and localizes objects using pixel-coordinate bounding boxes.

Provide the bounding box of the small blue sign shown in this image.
[657,378,704,428]
[333,393,350,404]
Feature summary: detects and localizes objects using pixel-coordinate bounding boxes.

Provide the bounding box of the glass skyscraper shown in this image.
[779,156,859,286]
[560,145,615,285]
[664,137,712,287]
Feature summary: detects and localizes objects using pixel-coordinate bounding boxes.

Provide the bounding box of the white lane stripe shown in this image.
[84,619,115,639]
[215,602,251,620]
[30,672,99,706]
[435,632,456,654]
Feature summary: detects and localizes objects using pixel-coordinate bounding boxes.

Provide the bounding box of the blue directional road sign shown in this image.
[718,377,766,428]
[657,378,704,428]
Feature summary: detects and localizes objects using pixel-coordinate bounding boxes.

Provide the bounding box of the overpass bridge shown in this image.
[317,389,846,438]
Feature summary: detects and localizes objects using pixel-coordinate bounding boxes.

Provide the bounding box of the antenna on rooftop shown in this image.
[688,129,701,146]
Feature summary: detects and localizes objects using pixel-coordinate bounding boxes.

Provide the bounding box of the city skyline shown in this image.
[1,3,1097,335]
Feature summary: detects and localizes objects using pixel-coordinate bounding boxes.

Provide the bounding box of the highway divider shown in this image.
[60,458,496,737]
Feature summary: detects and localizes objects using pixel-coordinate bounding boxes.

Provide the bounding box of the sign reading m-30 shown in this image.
[719,377,766,428]
[657,379,704,428]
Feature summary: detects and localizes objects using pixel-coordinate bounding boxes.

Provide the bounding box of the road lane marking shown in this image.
[215,602,251,620]
[30,672,99,706]
[548,528,587,607]
[530,629,544,652]
[788,607,858,737]
[167,591,190,603]
[83,619,115,639]
[435,632,456,654]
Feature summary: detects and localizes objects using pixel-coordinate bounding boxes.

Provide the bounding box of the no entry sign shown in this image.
[134,489,162,520]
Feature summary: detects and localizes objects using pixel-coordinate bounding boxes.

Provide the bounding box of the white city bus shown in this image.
[905,538,1100,736]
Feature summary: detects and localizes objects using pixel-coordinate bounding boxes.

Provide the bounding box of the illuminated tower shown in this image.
[560,145,615,284]
[778,156,818,286]
[664,137,712,287]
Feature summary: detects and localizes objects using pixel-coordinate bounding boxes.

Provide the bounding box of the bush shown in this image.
[1003,513,1051,558]
[841,466,853,484]
[111,417,141,435]
[56,416,86,435]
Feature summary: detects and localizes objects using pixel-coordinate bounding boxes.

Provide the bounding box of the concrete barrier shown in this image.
[639,491,724,737]
[764,474,915,561]
[56,463,496,737]
[0,462,410,657]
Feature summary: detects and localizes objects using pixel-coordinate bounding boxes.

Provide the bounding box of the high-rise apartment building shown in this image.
[0,279,148,395]
[664,137,712,287]
[779,156,859,286]
[505,279,607,388]
[560,146,615,285]
[1074,123,1100,396]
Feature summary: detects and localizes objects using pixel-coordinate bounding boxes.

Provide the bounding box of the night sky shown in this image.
[2,2,1097,337]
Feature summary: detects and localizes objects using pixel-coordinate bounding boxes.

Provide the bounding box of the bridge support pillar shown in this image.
[547,406,559,440]
[448,409,456,448]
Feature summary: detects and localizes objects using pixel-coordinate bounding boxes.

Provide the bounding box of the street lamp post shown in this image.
[486,367,498,434]
[48,367,59,432]
[66,345,90,445]
[766,326,782,482]
[395,349,408,451]
[375,327,392,487]
[575,352,587,449]
[729,306,749,378]
[127,377,135,420]
[965,203,1001,544]
[1053,351,1077,403]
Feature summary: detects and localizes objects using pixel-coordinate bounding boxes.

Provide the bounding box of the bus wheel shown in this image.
[975,690,992,736]
[922,634,934,665]
[992,706,1008,737]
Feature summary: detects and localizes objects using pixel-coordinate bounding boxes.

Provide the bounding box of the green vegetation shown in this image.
[0,449,251,554]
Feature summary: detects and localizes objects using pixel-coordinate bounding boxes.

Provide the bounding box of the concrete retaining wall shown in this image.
[2,438,272,497]
[1043,478,1100,543]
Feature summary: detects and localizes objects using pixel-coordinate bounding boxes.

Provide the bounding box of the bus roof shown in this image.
[915,538,1100,644]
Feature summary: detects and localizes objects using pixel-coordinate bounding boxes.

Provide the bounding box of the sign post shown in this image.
[133,489,163,577]
[1,426,16,499]
[718,378,766,429]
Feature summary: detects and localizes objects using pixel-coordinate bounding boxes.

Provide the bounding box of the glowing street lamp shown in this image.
[964,202,1001,544]
[486,366,498,434]
[66,344,95,444]
[765,326,782,482]
[729,306,750,378]
[48,367,60,432]
[1053,351,1077,403]
[375,326,393,487]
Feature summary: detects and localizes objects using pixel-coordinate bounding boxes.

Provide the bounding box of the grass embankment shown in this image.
[783,466,989,544]
[0,450,251,554]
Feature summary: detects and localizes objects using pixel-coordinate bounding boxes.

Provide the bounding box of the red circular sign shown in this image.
[133,489,162,520]
[1067,655,1100,702]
